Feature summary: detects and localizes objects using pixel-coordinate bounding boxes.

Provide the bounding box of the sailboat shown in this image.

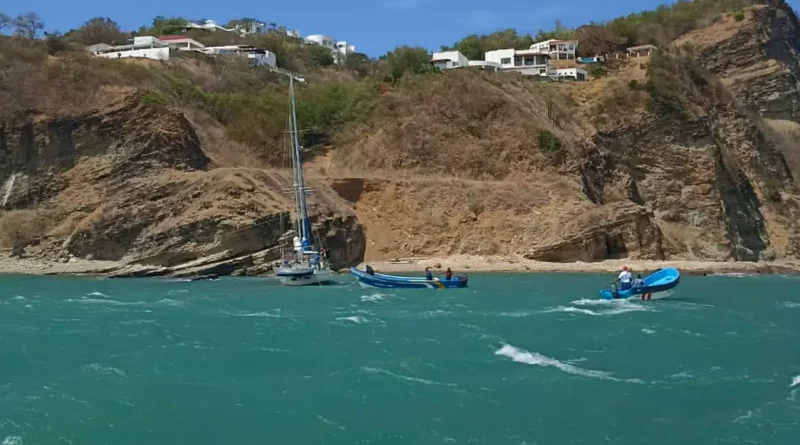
[273,75,336,286]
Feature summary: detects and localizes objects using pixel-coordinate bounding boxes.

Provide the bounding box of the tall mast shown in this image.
[288,76,312,249]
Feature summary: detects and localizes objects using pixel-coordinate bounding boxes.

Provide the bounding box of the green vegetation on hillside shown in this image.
[0,0,784,164]
[444,0,754,57]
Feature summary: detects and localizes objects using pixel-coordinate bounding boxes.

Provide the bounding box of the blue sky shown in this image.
[4,0,800,56]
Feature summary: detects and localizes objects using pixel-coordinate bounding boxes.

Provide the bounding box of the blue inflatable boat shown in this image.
[350,267,468,289]
[598,267,680,300]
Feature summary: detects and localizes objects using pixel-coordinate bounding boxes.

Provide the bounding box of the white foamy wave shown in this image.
[361,366,457,387]
[542,304,649,317]
[495,344,642,384]
[791,375,800,388]
[82,363,127,378]
[360,293,389,302]
[336,316,369,324]
[229,310,282,318]
[570,298,627,307]
[781,302,800,309]
[68,297,186,308]
[641,328,656,335]
[496,310,535,318]
[86,292,109,298]
[2,436,23,445]
[416,309,452,319]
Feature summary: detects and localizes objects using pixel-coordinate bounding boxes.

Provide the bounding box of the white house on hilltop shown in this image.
[305,34,356,64]
[431,51,501,71]
[93,36,171,61]
[431,51,468,70]
[431,49,587,80]
[553,68,587,81]
[158,35,206,50]
[485,48,552,77]
[88,36,277,68]
[530,39,579,60]
[201,45,277,68]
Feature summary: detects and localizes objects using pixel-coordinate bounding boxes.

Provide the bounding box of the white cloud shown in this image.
[382,0,428,10]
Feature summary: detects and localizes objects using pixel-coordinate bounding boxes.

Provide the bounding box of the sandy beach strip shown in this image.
[358,255,800,276]
[0,253,799,277]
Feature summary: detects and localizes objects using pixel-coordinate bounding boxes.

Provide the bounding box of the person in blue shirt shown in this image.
[425,267,433,280]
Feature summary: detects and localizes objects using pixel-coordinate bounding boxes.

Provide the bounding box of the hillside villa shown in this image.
[157,35,206,50]
[88,36,276,68]
[201,45,277,68]
[484,48,552,76]
[91,36,171,61]
[304,34,356,65]
[431,39,587,81]
[529,39,579,60]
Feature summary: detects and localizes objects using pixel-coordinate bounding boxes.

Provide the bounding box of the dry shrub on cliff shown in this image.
[644,49,730,119]
[0,209,60,256]
[764,119,800,178]
[331,70,579,179]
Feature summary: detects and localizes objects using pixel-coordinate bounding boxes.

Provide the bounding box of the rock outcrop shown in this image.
[0,90,365,276]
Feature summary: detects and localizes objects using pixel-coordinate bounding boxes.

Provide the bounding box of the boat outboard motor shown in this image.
[459,274,468,284]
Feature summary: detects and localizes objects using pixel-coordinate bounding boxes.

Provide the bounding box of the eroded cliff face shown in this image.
[675,3,800,123]
[0,90,365,275]
[315,4,800,264]
[3,3,800,272]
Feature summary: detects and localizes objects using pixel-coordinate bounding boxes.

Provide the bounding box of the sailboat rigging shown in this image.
[274,74,335,286]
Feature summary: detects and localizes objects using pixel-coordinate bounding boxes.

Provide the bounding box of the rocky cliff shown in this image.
[2,1,800,275]
[0,89,365,276]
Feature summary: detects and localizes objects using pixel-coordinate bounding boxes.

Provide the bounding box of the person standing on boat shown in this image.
[445,268,453,280]
[632,274,644,289]
[616,266,633,290]
[425,267,433,281]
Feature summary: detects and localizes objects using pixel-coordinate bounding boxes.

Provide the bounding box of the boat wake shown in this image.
[495,344,643,384]
[542,299,651,317]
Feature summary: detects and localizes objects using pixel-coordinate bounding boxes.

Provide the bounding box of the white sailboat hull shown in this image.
[275,266,337,286]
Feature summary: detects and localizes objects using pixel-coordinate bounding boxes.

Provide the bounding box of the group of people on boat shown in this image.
[281,247,328,270]
[364,265,456,281]
[609,265,644,297]
[425,267,454,280]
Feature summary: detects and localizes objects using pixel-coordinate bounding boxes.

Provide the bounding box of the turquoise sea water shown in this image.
[1,273,799,444]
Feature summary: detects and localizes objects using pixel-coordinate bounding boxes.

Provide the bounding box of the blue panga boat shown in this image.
[598,267,680,300]
[350,267,468,289]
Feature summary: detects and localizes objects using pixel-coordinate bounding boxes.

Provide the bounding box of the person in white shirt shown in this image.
[616,266,633,290]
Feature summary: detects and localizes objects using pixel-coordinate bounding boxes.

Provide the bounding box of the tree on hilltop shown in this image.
[225,17,262,30]
[344,52,372,76]
[73,17,129,45]
[13,13,44,39]
[0,12,12,32]
[385,46,432,82]
[139,16,186,36]
[308,44,335,67]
